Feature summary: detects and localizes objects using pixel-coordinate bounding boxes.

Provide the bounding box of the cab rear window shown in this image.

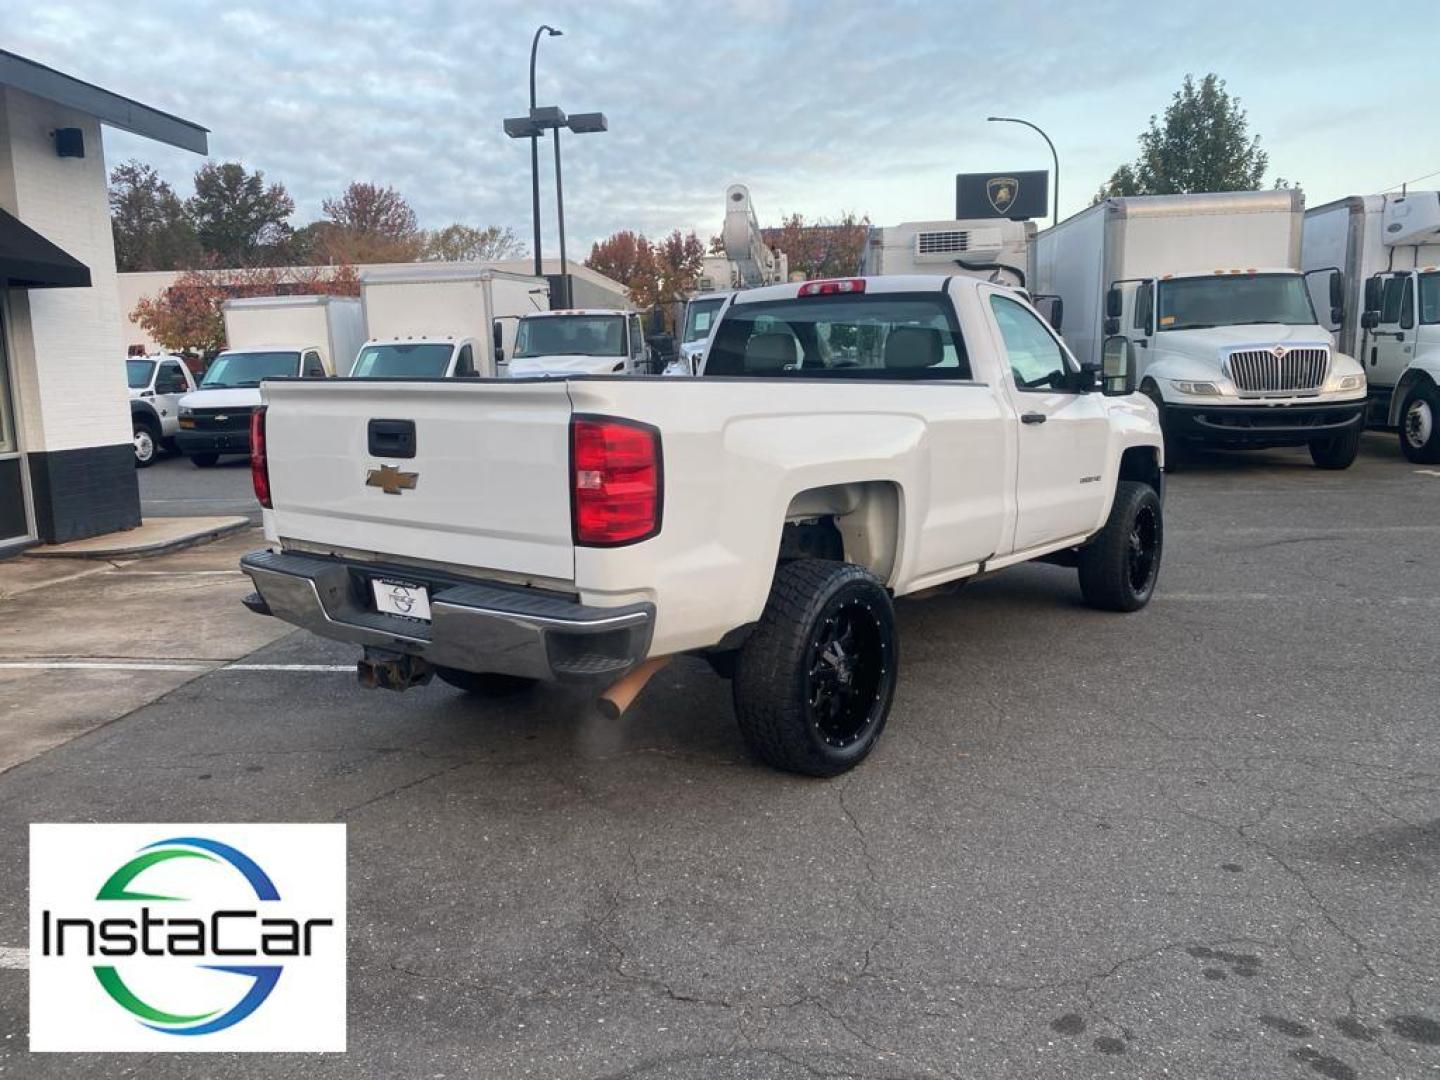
[704,293,971,379]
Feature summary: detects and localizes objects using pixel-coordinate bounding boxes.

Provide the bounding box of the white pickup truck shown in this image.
[241,275,1164,776]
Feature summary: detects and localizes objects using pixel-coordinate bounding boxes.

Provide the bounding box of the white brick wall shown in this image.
[0,86,129,453]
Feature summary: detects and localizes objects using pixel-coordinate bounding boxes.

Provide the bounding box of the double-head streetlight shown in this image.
[987,116,1058,226]
[505,27,608,308]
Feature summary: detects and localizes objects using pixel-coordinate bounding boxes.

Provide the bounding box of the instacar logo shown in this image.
[30,824,346,1053]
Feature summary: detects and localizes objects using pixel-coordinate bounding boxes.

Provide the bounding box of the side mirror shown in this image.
[1363,277,1383,313]
[1360,310,1379,331]
[1330,305,1344,327]
[1103,316,1120,336]
[1134,285,1154,336]
[494,346,505,364]
[1032,295,1064,332]
[1075,359,1102,393]
[1105,286,1122,320]
[1328,269,1344,311]
[1101,335,1137,396]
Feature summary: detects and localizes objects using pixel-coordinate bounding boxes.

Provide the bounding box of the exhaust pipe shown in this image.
[597,657,670,720]
[357,647,434,691]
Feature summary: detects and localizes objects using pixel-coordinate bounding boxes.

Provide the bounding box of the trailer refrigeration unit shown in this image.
[1032,190,1368,469]
[859,219,1035,287]
[1302,191,1440,462]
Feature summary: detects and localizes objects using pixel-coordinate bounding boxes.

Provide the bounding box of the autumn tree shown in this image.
[1095,74,1275,201]
[131,263,359,356]
[108,161,201,272]
[763,212,869,279]
[317,182,422,263]
[651,230,706,313]
[422,224,525,262]
[186,162,295,265]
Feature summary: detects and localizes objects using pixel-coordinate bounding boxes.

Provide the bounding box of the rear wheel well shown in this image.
[778,481,901,583]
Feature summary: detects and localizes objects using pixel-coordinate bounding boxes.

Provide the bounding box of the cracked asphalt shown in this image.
[2,432,1439,1078]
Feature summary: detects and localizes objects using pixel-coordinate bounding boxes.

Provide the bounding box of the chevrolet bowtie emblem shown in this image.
[365,464,418,495]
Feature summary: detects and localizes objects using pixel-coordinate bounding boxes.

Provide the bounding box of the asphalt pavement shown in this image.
[2,431,1438,1078]
[138,452,261,522]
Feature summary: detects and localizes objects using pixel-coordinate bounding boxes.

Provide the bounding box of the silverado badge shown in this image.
[366,464,418,495]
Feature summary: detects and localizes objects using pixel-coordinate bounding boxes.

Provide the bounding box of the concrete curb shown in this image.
[24,517,253,561]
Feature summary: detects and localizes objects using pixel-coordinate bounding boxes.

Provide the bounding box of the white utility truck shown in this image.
[1302,191,1440,462]
[127,353,196,467]
[354,265,550,379]
[505,309,653,377]
[175,295,364,467]
[674,292,732,375]
[240,275,1164,777]
[1033,191,1367,468]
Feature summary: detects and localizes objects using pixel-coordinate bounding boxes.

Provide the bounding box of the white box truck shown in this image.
[175,295,365,467]
[354,265,551,379]
[1303,191,1440,462]
[1032,190,1368,469]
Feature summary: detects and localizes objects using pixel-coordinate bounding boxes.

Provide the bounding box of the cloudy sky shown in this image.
[4,1,1436,253]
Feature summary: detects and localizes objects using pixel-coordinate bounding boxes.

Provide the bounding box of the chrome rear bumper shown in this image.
[240,550,653,683]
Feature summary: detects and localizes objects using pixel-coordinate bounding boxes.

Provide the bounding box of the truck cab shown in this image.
[176,346,328,467]
[1107,268,1367,467]
[505,309,652,377]
[1361,268,1440,461]
[675,293,732,375]
[350,338,482,379]
[127,354,196,467]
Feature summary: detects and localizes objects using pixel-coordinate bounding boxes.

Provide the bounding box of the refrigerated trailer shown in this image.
[1032,191,1368,468]
[1302,191,1440,462]
[860,218,1034,287]
[356,265,551,378]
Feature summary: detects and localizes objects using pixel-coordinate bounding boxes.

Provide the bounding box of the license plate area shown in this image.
[371,577,432,621]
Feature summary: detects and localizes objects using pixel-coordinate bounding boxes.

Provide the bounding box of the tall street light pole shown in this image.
[529,25,561,278]
[987,116,1058,227]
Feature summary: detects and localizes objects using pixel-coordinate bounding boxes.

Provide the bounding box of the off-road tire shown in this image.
[132,419,161,468]
[1398,382,1440,464]
[1077,480,1163,612]
[732,559,897,777]
[434,667,537,696]
[1308,424,1362,469]
[190,453,220,468]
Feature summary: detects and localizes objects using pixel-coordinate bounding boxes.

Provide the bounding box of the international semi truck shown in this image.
[1302,191,1440,462]
[1032,190,1367,469]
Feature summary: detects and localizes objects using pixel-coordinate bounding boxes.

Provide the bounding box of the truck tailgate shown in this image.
[262,379,575,581]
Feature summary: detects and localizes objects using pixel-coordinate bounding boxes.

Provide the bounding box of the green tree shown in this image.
[186,162,295,265]
[423,224,525,262]
[108,160,201,272]
[1095,74,1275,201]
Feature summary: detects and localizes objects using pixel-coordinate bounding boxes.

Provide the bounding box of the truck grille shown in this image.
[191,407,253,431]
[1226,347,1328,395]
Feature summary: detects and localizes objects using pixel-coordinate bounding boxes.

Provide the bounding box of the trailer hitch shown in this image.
[357,647,434,691]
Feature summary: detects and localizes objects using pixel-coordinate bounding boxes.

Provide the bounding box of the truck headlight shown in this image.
[1172,380,1220,396]
[178,407,195,429]
[1333,373,1365,392]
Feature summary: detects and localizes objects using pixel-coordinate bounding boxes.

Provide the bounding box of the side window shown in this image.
[156,363,187,393]
[302,351,326,377]
[1381,277,1405,324]
[989,294,1071,391]
[1400,275,1416,331]
[456,344,475,377]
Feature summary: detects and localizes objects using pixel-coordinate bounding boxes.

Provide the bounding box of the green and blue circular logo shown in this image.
[92,837,282,1036]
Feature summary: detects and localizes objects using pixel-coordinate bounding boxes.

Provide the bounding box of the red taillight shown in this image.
[798,278,866,297]
[250,406,271,509]
[571,416,661,546]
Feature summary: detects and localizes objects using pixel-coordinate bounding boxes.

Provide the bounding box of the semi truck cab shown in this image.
[1106,268,1367,467]
[505,310,652,377]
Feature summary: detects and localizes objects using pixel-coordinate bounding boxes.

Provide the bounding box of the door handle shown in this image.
[1021,412,1047,425]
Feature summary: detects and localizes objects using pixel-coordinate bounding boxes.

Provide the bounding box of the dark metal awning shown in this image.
[0,208,91,289]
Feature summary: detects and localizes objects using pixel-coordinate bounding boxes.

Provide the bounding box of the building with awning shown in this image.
[0,49,207,552]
